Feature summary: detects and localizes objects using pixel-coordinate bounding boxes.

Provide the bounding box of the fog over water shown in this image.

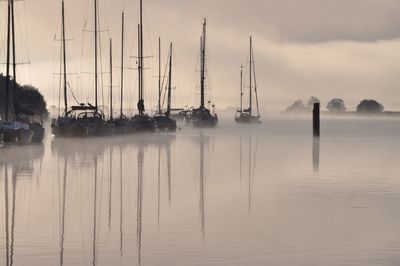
[1,116,400,265]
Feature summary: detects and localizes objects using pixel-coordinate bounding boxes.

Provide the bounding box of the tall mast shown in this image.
[62,0,68,115]
[158,37,161,114]
[239,65,243,113]
[5,0,11,121]
[11,0,17,118]
[109,38,113,121]
[200,19,206,108]
[166,43,173,117]
[137,0,145,115]
[120,12,124,119]
[252,40,260,118]
[94,0,98,112]
[249,36,253,116]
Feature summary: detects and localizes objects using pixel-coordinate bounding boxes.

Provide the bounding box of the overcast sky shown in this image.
[1,0,400,112]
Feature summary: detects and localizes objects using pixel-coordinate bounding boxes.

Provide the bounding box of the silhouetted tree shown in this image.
[307,96,320,108]
[356,99,384,113]
[286,99,308,113]
[286,96,321,113]
[0,74,49,119]
[327,98,346,112]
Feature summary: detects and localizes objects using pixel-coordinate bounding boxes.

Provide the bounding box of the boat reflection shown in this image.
[2,144,44,266]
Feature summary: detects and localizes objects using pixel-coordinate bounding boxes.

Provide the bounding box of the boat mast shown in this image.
[252,40,260,118]
[120,12,124,119]
[94,0,98,112]
[62,0,68,115]
[158,37,161,115]
[166,43,173,118]
[137,0,145,115]
[249,36,253,116]
[11,0,17,119]
[5,0,11,121]
[239,65,243,113]
[109,38,113,121]
[200,19,206,109]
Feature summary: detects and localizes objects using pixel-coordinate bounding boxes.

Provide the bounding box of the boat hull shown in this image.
[30,122,45,143]
[235,114,262,124]
[51,115,115,138]
[3,129,34,145]
[154,116,177,132]
[51,125,91,138]
[1,121,34,145]
[188,108,218,128]
[131,115,157,132]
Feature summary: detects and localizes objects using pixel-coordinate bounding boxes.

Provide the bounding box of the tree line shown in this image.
[0,74,49,120]
[286,97,386,114]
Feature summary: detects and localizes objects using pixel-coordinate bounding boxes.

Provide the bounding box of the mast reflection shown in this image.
[59,157,67,266]
[1,144,44,266]
[247,137,258,214]
[137,144,144,266]
[92,156,98,266]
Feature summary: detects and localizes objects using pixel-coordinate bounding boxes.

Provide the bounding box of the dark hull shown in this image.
[51,124,115,138]
[113,119,132,135]
[51,125,91,138]
[188,108,218,128]
[30,123,45,143]
[3,129,34,145]
[235,114,262,124]
[93,124,115,137]
[52,114,115,138]
[170,112,187,121]
[131,115,157,132]
[154,116,177,132]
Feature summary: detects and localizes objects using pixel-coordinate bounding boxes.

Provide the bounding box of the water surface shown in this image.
[1,116,400,265]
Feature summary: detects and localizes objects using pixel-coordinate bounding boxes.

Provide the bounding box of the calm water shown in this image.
[1,116,400,266]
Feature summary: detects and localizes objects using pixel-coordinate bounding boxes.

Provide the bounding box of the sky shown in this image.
[1,0,400,112]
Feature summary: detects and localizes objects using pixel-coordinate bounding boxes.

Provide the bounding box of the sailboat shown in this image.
[154,40,177,131]
[1,0,42,145]
[235,36,261,124]
[113,12,132,134]
[187,18,218,128]
[131,0,157,132]
[51,0,112,137]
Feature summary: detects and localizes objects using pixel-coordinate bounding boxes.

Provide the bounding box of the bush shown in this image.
[0,74,49,119]
[327,98,346,112]
[356,99,384,113]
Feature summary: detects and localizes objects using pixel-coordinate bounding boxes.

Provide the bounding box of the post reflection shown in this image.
[313,137,320,173]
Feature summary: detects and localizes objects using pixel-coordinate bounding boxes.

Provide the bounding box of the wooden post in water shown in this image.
[313,102,320,137]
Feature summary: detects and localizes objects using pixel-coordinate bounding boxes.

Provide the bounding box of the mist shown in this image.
[2,0,400,112]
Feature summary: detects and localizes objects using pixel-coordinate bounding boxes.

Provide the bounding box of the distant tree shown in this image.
[327,98,346,113]
[286,99,308,113]
[307,96,320,108]
[356,99,384,113]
